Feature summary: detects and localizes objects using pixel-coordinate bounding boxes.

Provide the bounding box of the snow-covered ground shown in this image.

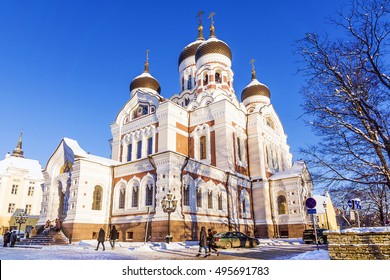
[0,236,329,260]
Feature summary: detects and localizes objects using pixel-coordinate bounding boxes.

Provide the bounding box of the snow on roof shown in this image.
[63,137,88,157]
[0,154,43,180]
[63,138,120,166]
[244,78,269,89]
[269,160,306,180]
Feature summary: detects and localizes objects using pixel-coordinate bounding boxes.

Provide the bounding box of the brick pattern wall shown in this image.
[326,231,390,260]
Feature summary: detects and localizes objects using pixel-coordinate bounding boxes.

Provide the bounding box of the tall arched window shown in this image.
[242,198,246,214]
[218,193,223,210]
[132,187,139,208]
[196,188,202,208]
[200,136,207,160]
[119,188,125,209]
[187,75,192,89]
[208,190,213,209]
[145,183,153,206]
[183,184,190,206]
[277,195,287,215]
[92,186,103,210]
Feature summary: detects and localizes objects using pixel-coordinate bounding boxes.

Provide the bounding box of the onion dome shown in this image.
[241,64,270,103]
[130,53,161,94]
[195,14,232,66]
[178,25,205,67]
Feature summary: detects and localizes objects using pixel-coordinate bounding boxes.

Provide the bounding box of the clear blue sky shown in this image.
[0,0,344,168]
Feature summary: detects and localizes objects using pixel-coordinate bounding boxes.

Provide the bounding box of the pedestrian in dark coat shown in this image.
[9,231,17,247]
[95,228,105,251]
[109,225,118,249]
[3,230,11,247]
[196,226,208,257]
[207,229,220,256]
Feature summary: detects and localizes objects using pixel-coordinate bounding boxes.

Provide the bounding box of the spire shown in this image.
[208,12,216,38]
[250,58,257,80]
[196,11,205,39]
[143,49,150,73]
[12,130,24,158]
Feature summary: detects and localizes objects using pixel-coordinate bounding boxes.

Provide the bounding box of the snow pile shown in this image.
[327,226,390,234]
[290,249,329,260]
[128,243,155,252]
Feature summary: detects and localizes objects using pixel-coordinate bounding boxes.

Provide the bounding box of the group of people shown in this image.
[196,226,220,257]
[95,226,118,251]
[3,230,17,248]
[43,218,62,235]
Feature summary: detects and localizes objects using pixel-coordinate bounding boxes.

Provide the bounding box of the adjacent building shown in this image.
[0,133,44,235]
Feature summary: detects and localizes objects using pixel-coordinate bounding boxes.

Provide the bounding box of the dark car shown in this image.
[302,228,328,244]
[214,231,260,249]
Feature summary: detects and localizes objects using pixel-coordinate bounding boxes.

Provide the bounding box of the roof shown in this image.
[0,154,43,180]
[269,160,306,180]
[63,138,120,166]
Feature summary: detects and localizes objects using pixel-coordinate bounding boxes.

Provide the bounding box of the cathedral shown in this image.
[38,14,313,242]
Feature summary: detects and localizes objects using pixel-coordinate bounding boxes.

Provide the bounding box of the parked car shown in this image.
[214,231,260,249]
[302,228,328,244]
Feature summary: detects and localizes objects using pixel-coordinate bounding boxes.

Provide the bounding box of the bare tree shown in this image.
[297,0,390,196]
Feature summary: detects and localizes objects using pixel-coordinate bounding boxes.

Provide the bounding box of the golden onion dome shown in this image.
[241,70,270,101]
[178,25,205,67]
[195,24,232,64]
[130,59,161,94]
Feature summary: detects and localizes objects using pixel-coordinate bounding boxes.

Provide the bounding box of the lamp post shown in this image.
[15,211,28,241]
[161,192,177,243]
[323,201,330,230]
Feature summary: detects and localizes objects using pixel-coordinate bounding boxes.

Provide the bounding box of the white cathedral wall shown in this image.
[70,160,113,224]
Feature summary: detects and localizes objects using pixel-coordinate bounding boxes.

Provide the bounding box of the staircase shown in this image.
[17,230,69,246]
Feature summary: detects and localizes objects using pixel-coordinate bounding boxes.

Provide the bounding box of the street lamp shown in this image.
[15,211,28,241]
[161,192,177,243]
[323,201,330,230]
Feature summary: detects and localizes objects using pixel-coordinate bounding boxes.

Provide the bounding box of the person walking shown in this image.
[207,229,220,256]
[109,225,118,249]
[9,231,17,247]
[95,228,105,251]
[196,226,208,257]
[3,230,11,247]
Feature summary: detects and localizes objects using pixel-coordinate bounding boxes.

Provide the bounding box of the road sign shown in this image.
[305,198,317,209]
[353,199,362,210]
[307,208,317,214]
[348,199,362,210]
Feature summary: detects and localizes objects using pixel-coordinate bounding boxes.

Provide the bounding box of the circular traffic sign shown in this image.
[305,198,317,209]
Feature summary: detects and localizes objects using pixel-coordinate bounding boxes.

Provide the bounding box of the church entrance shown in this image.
[58,181,70,220]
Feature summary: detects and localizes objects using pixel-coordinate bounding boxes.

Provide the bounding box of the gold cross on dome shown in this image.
[250,58,256,71]
[196,11,204,26]
[208,12,216,26]
[146,49,150,62]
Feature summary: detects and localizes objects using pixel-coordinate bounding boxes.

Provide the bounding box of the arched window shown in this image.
[92,186,103,210]
[183,184,190,206]
[132,186,139,208]
[200,136,207,160]
[119,188,125,209]
[215,72,221,83]
[208,190,213,209]
[187,75,192,89]
[203,73,208,86]
[147,138,153,155]
[218,193,223,210]
[137,141,142,159]
[196,188,202,208]
[277,195,287,215]
[237,136,242,162]
[145,183,153,206]
[242,198,246,214]
[127,144,132,162]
